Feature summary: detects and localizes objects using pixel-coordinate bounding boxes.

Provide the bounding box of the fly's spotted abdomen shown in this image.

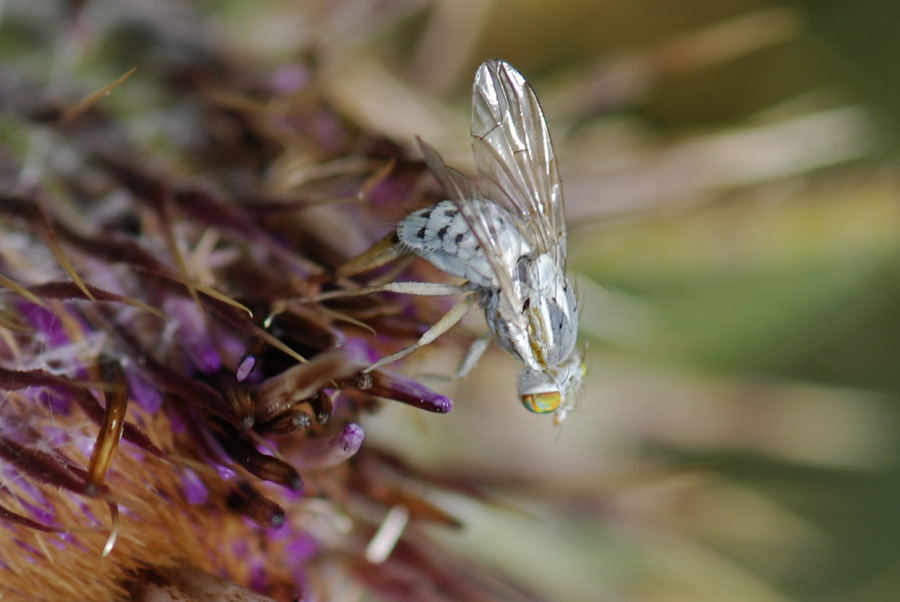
[397,200,531,289]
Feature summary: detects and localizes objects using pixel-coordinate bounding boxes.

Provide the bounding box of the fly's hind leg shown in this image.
[364,296,475,373]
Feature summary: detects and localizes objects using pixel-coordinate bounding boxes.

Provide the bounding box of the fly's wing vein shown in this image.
[417,138,527,336]
[471,59,567,267]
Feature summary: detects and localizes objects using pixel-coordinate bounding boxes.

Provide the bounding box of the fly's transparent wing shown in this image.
[471,59,567,266]
[417,138,528,335]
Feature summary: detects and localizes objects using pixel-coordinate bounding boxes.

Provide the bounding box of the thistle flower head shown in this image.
[0,8,562,602]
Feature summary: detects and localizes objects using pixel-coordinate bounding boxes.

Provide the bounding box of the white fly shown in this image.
[326,59,583,423]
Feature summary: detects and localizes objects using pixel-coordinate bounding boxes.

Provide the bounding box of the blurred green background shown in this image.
[4,1,900,601]
[331,2,900,601]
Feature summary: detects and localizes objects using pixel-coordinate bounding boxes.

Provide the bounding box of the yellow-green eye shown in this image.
[521,391,561,414]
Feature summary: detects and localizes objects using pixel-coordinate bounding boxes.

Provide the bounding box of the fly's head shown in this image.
[518,350,584,423]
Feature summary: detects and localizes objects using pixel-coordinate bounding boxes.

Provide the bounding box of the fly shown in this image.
[319,59,583,423]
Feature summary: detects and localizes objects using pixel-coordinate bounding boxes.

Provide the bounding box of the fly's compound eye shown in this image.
[521,391,562,414]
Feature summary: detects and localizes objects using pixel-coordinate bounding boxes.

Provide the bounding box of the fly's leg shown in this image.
[310,281,471,303]
[455,333,493,379]
[365,255,416,287]
[416,332,492,382]
[310,228,472,302]
[364,296,475,373]
[312,231,478,371]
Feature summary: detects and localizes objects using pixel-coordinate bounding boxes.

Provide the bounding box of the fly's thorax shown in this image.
[396,200,530,289]
[481,252,578,373]
[519,254,578,366]
[518,350,584,416]
[480,287,530,364]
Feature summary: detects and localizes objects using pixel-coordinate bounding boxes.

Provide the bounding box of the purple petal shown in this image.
[236,355,256,382]
[180,467,208,505]
[164,298,222,374]
[290,423,364,470]
[367,370,452,413]
[280,532,319,562]
[18,302,69,347]
[341,338,381,365]
[124,366,163,413]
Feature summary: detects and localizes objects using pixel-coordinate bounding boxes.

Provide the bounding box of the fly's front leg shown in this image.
[364,296,475,373]
[455,333,493,379]
[416,333,491,382]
